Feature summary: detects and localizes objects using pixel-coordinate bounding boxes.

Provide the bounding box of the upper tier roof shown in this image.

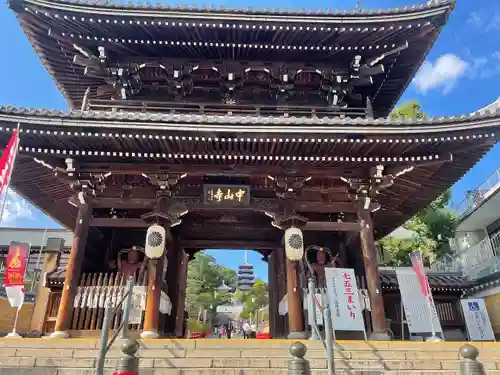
[9,0,455,117]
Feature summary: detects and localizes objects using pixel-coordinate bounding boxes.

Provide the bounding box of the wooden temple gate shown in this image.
[3,0,499,339]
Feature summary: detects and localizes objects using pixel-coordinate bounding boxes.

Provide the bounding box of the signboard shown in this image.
[4,242,30,286]
[4,242,30,309]
[325,268,365,332]
[204,185,250,205]
[395,267,443,335]
[460,299,495,341]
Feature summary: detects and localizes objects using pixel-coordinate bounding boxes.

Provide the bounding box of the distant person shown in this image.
[243,321,251,339]
[225,322,232,339]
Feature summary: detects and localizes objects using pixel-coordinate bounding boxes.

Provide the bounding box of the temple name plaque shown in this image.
[203,185,250,205]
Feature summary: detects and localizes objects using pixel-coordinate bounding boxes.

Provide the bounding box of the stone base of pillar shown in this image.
[49,331,70,339]
[368,332,391,341]
[425,335,443,342]
[140,330,160,339]
[287,331,308,340]
[4,332,22,338]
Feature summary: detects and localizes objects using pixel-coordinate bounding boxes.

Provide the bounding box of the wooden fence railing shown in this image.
[70,272,146,332]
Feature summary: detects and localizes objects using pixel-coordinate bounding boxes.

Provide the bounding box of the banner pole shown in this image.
[5,307,21,338]
[425,279,440,341]
[400,298,405,341]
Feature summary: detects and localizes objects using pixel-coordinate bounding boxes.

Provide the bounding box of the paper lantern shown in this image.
[284,226,304,261]
[145,224,166,259]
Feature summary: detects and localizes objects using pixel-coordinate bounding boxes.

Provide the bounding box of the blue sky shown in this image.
[0,0,499,281]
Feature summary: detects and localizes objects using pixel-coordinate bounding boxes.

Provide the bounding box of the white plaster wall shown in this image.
[455,229,488,253]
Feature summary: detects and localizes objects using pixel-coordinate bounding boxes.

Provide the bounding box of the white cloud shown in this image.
[413,54,469,95]
[466,9,500,32]
[467,12,484,28]
[0,190,33,226]
[466,52,500,80]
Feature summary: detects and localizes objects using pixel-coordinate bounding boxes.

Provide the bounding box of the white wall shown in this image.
[454,229,488,253]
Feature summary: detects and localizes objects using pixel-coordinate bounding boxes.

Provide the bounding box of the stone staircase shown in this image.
[0,338,500,374]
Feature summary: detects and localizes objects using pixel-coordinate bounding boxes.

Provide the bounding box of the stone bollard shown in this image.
[113,338,140,375]
[288,341,311,375]
[459,344,485,375]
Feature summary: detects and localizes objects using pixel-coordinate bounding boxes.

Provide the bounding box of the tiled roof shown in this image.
[0,105,499,130]
[15,0,455,17]
[463,270,500,296]
[380,269,471,292]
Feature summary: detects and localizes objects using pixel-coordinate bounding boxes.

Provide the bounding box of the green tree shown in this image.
[238,280,269,319]
[389,100,427,121]
[185,252,237,323]
[380,102,457,264]
[380,190,457,266]
[403,190,457,259]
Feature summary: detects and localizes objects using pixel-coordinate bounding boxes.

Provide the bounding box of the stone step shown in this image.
[5,370,500,375]
[1,356,499,371]
[1,339,499,375]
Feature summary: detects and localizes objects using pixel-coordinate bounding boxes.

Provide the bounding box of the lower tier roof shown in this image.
[0,105,498,240]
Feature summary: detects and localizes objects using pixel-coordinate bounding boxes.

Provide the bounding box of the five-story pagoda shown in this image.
[2,0,499,339]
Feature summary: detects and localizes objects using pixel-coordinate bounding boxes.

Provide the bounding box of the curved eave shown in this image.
[0,106,499,136]
[13,0,454,23]
[9,0,454,115]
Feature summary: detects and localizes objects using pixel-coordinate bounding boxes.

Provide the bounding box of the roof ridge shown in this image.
[20,0,455,16]
[0,103,499,126]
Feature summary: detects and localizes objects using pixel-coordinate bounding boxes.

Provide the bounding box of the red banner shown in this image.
[4,242,30,287]
[409,250,430,297]
[0,129,19,198]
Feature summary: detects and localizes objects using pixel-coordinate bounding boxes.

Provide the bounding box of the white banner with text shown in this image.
[395,267,442,335]
[325,267,365,332]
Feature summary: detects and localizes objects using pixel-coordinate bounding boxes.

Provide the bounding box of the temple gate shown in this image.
[1,0,498,339]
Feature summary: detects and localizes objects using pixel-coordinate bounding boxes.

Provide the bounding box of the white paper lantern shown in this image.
[284,226,304,261]
[145,224,166,259]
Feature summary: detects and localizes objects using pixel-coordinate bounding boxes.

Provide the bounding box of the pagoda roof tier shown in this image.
[9,0,454,117]
[0,105,497,240]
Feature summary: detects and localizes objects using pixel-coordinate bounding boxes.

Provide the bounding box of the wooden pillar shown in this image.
[141,252,166,339]
[163,236,182,336]
[358,208,389,339]
[50,202,92,338]
[268,253,277,338]
[275,246,288,337]
[286,255,306,338]
[174,250,188,337]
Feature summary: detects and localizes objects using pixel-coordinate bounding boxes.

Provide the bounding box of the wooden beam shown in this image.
[77,162,367,178]
[91,196,357,213]
[92,197,156,209]
[89,216,361,233]
[89,218,149,228]
[180,239,279,250]
[304,221,361,232]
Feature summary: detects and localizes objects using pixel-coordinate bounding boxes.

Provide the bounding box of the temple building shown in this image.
[2,0,499,339]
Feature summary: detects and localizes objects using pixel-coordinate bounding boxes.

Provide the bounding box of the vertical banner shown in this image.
[460,299,495,341]
[303,292,324,326]
[4,241,30,309]
[5,242,30,286]
[395,267,443,335]
[325,267,365,332]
